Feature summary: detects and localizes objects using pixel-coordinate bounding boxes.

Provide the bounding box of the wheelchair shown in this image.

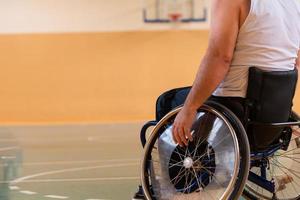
[139,67,300,200]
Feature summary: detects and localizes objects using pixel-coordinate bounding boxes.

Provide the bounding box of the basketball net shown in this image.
[168,13,182,28]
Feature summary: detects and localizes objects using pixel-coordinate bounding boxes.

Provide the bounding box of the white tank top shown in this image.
[213,0,300,97]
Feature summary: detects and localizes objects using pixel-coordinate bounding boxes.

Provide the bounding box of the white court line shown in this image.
[5,176,140,183]
[21,158,139,166]
[9,186,20,190]
[0,156,16,160]
[44,195,69,199]
[0,146,20,152]
[11,162,138,184]
[19,190,37,195]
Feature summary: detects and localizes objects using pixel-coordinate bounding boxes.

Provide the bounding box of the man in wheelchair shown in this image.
[133,0,300,199]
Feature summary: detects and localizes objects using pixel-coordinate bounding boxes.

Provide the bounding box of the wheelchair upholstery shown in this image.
[246,67,298,150]
[155,86,191,121]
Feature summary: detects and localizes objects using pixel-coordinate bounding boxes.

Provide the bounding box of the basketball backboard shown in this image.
[143,0,208,23]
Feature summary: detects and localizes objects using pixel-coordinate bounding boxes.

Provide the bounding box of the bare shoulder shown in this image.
[239,0,251,28]
[212,0,244,7]
[240,0,251,11]
[211,0,244,13]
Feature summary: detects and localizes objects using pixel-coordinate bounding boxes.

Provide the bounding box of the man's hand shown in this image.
[172,106,196,146]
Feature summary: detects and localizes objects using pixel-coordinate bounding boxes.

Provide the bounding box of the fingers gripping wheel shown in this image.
[141,102,250,200]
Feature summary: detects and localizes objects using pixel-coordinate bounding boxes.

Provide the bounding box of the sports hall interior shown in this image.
[0,1,298,200]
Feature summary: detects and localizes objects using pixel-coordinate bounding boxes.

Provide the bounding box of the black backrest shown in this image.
[246,67,298,150]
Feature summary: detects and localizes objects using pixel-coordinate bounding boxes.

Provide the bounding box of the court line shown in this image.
[11,162,139,184]
[5,176,140,183]
[0,156,16,159]
[21,158,139,166]
[9,186,20,190]
[44,195,69,199]
[0,146,20,152]
[19,190,37,195]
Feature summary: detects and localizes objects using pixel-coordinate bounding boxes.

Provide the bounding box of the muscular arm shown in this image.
[172,0,242,146]
[184,0,240,111]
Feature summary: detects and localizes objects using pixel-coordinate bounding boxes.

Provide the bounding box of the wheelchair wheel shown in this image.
[141,101,250,200]
[243,112,300,200]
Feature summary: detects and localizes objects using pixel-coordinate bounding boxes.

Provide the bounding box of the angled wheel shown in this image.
[243,112,300,200]
[141,101,250,200]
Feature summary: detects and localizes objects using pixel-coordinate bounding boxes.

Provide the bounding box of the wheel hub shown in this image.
[168,144,216,193]
[183,157,194,169]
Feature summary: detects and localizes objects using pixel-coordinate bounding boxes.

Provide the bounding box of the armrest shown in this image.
[140,121,157,147]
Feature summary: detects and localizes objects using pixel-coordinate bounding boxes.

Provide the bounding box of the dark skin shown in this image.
[172,0,251,146]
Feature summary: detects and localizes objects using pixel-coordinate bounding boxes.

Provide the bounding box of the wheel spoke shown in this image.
[270,159,300,188]
[172,167,187,185]
[269,159,300,198]
[169,161,184,168]
[202,167,226,188]
[192,167,202,191]
[270,158,300,174]
[173,148,186,160]
[276,146,300,157]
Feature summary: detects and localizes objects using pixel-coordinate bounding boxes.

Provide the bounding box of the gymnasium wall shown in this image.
[0,31,209,124]
[0,1,299,124]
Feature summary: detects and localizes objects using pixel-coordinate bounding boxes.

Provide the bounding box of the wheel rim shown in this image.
[141,105,241,200]
[245,128,300,200]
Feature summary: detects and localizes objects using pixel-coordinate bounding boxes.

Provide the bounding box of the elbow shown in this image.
[204,46,234,72]
[210,52,233,67]
[207,48,233,65]
[206,52,232,74]
[221,55,233,65]
[217,52,233,65]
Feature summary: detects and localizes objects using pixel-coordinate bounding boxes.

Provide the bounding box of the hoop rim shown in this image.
[168,12,183,22]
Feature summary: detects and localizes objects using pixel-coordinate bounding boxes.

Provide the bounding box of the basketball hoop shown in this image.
[143,0,208,24]
[168,13,182,22]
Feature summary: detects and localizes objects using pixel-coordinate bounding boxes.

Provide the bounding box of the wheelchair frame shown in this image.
[140,110,300,198]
